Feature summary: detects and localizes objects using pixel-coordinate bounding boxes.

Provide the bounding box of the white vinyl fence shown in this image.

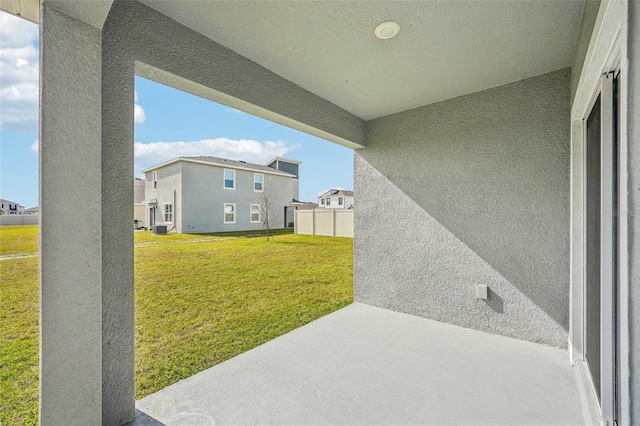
[0,215,39,226]
[294,209,354,238]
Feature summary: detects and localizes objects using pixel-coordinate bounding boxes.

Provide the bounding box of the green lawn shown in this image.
[0,225,353,425]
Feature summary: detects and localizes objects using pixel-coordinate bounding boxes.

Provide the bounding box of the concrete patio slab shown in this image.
[130,303,598,425]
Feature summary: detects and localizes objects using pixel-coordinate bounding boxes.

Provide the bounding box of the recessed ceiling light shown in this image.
[374,21,400,40]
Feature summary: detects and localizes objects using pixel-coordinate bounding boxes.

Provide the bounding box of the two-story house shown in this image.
[318,189,354,209]
[0,199,25,215]
[142,156,301,233]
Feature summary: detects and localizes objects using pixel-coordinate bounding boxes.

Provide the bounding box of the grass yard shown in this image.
[0,225,353,425]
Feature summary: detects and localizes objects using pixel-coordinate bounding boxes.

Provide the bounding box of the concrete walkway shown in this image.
[130,303,598,426]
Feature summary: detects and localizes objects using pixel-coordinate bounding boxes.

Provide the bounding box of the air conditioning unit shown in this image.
[153,225,167,235]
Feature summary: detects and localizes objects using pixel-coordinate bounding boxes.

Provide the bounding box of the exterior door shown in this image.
[584,72,619,423]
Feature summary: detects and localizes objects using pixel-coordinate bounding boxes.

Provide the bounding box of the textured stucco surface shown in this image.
[355,69,571,348]
[115,1,365,149]
[40,7,104,424]
[40,1,368,422]
[570,0,601,105]
[132,303,598,426]
[102,8,137,424]
[40,5,135,425]
[628,1,639,422]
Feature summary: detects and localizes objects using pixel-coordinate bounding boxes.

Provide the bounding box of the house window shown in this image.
[250,204,260,223]
[164,203,173,223]
[326,198,331,206]
[254,173,263,191]
[224,203,236,224]
[153,171,158,190]
[338,197,344,206]
[224,169,235,189]
[320,198,324,205]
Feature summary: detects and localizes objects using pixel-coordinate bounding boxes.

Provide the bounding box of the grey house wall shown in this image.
[180,162,293,233]
[145,162,183,232]
[354,68,571,348]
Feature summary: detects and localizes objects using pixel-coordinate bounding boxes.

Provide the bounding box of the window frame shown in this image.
[250,204,261,223]
[326,198,331,206]
[223,169,236,190]
[254,173,264,192]
[153,171,158,190]
[223,203,236,224]
[163,202,173,223]
[338,197,344,206]
[320,198,324,205]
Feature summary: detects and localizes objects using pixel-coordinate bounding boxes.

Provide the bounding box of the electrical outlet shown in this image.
[477,284,488,300]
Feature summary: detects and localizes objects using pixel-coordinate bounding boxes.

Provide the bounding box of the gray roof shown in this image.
[143,156,295,177]
[0,199,24,207]
[184,156,294,176]
[320,189,354,197]
[298,202,319,210]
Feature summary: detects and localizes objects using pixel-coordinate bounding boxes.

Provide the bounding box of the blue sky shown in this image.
[0,12,353,209]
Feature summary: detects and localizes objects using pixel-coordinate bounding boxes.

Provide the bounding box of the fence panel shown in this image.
[0,215,39,226]
[294,209,353,238]
[295,210,314,235]
[334,210,354,237]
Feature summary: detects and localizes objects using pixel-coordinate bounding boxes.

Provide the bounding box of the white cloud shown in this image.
[29,139,38,153]
[134,103,146,123]
[134,138,299,176]
[134,91,146,123]
[0,12,39,132]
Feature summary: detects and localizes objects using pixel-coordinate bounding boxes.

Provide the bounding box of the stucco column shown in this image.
[40,4,134,425]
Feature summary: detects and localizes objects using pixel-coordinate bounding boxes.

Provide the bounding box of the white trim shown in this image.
[600,72,615,425]
[250,204,261,223]
[569,118,584,365]
[163,202,173,224]
[153,171,157,191]
[569,1,628,424]
[266,156,302,166]
[223,203,236,224]
[254,173,264,192]
[223,169,236,190]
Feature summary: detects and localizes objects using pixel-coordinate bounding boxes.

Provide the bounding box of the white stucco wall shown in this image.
[355,68,571,348]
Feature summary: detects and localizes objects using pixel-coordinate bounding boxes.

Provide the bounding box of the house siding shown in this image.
[145,162,183,232]
[180,162,293,233]
[355,68,571,348]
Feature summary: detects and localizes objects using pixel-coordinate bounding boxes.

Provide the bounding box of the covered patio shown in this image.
[132,303,597,425]
[0,0,636,424]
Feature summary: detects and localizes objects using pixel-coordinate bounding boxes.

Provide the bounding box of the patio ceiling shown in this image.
[139,0,585,120]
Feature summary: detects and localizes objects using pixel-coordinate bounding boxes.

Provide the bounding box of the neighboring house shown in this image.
[318,189,354,209]
[24,206,39,215]
[133,178,146,228]
[141,156,301,233]
[21,1,640,425]
[0,199,25,215]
